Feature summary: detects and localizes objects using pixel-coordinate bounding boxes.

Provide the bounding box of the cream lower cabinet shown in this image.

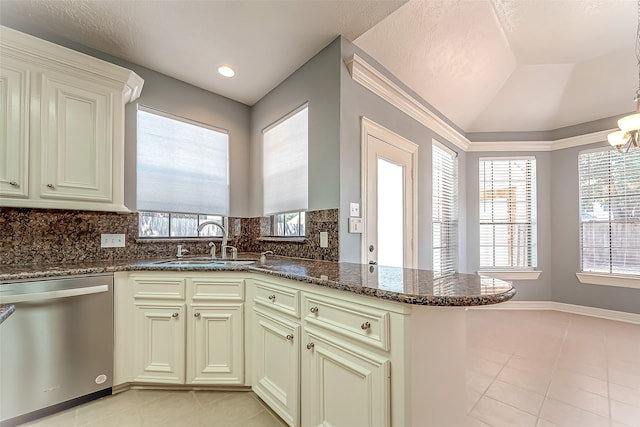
[253,308,301,426]
[124,273,245,386]
[301,329,390,427]
[249,276,396,427]
[188,304,244,385]
[133,303,186,384]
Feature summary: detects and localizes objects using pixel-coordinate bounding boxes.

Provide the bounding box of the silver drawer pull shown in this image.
[268,295,276,301]
[9,181,18,187]
[310,306,319,313]
[172,312,179,318]
[286,334,294,341]
[306,342,315,350]
[361,321,371,330]
[194,312,201,318]
[47,184,55,189]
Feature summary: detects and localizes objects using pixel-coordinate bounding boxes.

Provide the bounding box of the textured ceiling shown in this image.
[0,0,637,135]
[0,0,406,105]
[355,0,638,134]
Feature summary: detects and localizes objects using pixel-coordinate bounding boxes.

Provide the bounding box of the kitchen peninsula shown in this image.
[1,256,515,427]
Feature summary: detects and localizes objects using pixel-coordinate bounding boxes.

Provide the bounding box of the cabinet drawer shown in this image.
[303,295,390,351]
[253,279,300,319]
[132,277,185,300]
[189,277,244,301]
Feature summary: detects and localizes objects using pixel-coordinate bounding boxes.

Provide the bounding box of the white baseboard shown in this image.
[470,300,640,324]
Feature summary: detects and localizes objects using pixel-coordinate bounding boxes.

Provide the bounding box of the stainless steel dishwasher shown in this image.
[0,274,114,427]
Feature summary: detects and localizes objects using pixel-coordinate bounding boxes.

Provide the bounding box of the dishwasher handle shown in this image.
[0,284,109,304]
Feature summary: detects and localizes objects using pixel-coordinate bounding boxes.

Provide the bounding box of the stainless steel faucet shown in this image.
[197,218,234,259]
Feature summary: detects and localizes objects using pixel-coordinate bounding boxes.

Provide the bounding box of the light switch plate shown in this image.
[349,217,363,233]
[319,231,328,248]
[350,202,360,217]
[101,233,125,248]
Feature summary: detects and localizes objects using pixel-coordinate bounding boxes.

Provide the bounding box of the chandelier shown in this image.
[608,1,640,153]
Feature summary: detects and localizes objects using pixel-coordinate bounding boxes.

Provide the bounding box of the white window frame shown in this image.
[478,156,540,280]
[576,147,640,289]
[432,140,458,276]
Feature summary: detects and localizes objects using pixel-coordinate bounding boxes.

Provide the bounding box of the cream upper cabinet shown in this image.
[0,56,29,198]
[0,25,143,212]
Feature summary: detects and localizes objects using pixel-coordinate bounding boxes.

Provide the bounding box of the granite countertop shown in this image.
[0,304,16,325]
[0,255,516,306]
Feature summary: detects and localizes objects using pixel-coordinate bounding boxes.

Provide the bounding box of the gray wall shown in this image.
[249,38,341,217]
[465,151,553,301]
[551,142,640,314]
[339,38,467,269]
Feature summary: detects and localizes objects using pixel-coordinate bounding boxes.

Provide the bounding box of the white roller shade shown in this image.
[263,105,308,216]
[137,107,229,215]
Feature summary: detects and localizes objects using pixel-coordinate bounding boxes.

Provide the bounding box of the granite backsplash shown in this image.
[0,207,339,266]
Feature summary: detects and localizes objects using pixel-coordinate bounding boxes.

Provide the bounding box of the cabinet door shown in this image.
[133,303,185,384]
[0,58,29,198]
[187,304,244,385]
[302,330,390,427]
[38,72,113,202]
[253,308,300,427]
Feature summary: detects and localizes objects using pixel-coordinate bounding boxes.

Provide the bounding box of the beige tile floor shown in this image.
[466,309,640,427]
[19,309,640,427]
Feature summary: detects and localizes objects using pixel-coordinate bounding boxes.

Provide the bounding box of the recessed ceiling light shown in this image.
[218,65,235,78]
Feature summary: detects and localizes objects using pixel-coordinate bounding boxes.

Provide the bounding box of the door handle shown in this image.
[369,261,377,265]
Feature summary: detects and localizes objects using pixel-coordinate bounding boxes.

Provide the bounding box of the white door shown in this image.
[362,118,418,268]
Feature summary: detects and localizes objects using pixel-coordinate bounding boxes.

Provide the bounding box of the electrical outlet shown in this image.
[101,233,125,248]
[319,231,328,248]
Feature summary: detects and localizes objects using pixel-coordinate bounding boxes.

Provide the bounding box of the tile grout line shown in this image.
[535,312,570,424]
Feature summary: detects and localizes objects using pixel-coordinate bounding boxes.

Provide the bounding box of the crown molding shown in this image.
[0,25,143,103]
[345,54,613,153]
[345,54,471,151]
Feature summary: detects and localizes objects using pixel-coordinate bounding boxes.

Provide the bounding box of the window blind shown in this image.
[137,107,229,215]
[432,142,458,276]
[479,157,537,269]
[263,105,308,216]
[579,148,640,275]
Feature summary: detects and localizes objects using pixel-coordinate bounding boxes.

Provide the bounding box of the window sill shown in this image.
[258,236,307,244]
[478,270,542,280]
[576,272,640,289]
[136,237,224,243]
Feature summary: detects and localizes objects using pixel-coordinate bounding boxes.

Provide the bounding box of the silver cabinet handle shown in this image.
[172,312,179,318]
[306,342,315,350]
[310,306,319,313]
[286,334,294,341]
[194,312,201,318]
[268,295,276,301]
[361,321,371,330]
[47,184,55,189]
[9,181,18,187]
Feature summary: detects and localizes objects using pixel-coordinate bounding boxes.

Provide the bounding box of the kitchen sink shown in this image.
[151,258,256,267]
